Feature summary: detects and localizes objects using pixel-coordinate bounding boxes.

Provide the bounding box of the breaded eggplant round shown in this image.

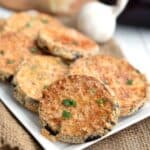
[69,55,149,117]
[0,32,34,81]
[4,11,62,39]
[39,75,119,143]
[13,55,68,112]
[37,26,99,60]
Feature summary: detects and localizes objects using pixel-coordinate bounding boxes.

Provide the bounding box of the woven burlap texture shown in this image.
[0,102,41,150]
[0,39,149,150]
[86,118,150,150]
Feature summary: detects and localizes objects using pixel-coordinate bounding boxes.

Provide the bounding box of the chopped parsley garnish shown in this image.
[72,41,78,45]
[41,19,49,24]
[62,110,72,119]
[7,59,15,64]
[89,88,96,94]
[136,69,140,74]
[62,99,76,107]
[25,22,32,28]
[126,79,133,85]
[43,85,49,89]
[0,50,4,55]
[96,98,107,105]
[30,47,38,53]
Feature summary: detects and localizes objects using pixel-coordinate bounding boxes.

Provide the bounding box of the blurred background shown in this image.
[118,0,150,28]
[0,0,149,28]
[102,0,150,28]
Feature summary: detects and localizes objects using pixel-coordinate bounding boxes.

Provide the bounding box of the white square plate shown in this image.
[0,8,150,150]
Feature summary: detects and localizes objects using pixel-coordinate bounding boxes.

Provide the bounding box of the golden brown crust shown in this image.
[39,75,119,143]
[0,32,34,81]
[69,55,148,117]
[13,86,39,112]
[0,19,6,33]
[4,11,62,39]
[13,55,68,112]
[37,26,99,60]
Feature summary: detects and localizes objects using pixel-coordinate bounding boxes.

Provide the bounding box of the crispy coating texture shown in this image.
[0,19,6,33]
[0,32,34,81]
[13,55,68,112]
[4,11,62,39]
[69,55,149,117]
[39,75,119,143]
[37,26,99,60]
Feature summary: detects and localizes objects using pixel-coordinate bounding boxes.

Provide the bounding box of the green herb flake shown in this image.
[72,41,78,45]
[136,69,140,74]
[62,110,72,119]
[25,22,32,28]
[43,85,49,89]
[96,98,107,106]
[62,99,76,107]
[6,59,15,64]
[0,50,4,55]
[89,88,96,94]
[41,19,49,24]
[30,47,38,53]
[126,79,133,85]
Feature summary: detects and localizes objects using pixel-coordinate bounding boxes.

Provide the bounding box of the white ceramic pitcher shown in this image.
[77,0,129,43]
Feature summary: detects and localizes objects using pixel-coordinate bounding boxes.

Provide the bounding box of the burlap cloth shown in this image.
[0,40,149,150]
